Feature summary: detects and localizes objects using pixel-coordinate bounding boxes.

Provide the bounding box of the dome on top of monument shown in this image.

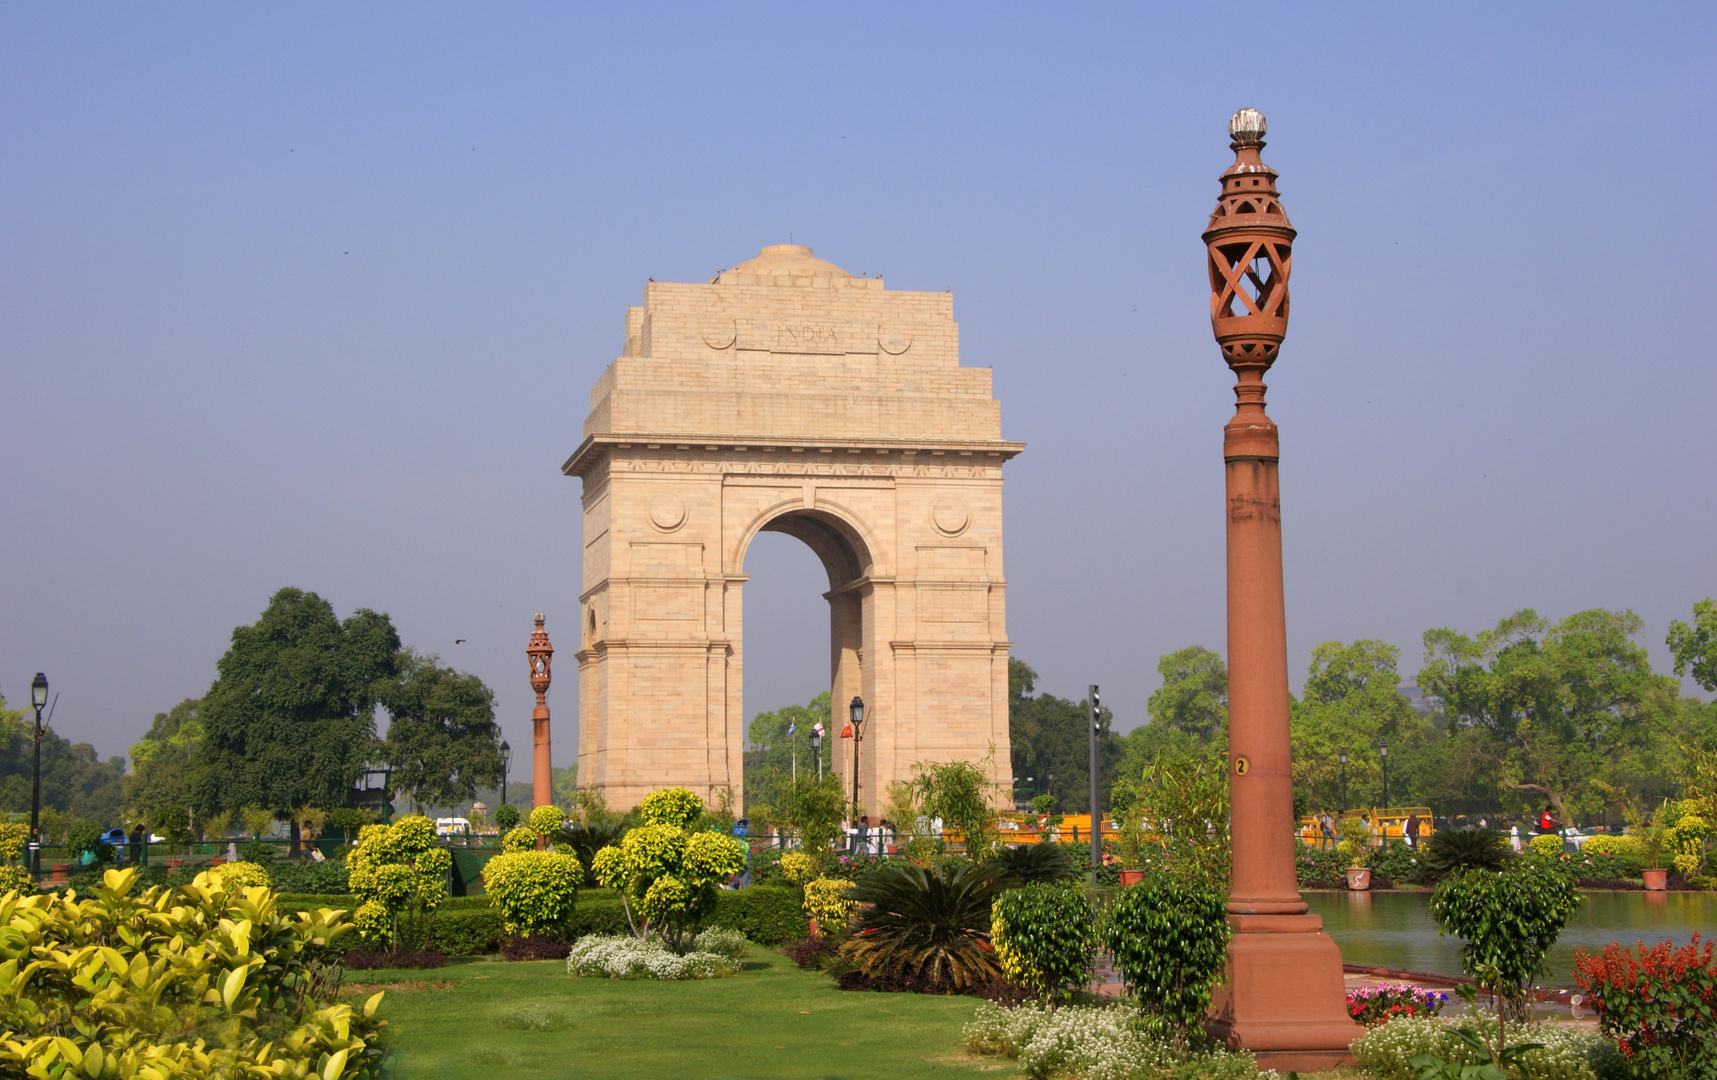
[729,244,850,279]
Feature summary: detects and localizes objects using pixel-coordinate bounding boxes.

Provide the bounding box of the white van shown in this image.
[434,817,472,837]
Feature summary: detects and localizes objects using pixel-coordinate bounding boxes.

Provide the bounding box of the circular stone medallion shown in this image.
[878,326,913,355]
[702,320,737,350]
[649,494,687,532]
[932,498,969,536]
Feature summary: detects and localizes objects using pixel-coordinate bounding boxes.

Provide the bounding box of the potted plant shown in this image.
[1339,816,1373,890]
[1633,802,1672,891]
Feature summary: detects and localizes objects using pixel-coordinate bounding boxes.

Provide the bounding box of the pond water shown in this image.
[1305,890,1717,987]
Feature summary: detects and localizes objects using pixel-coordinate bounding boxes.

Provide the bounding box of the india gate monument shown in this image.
[563,245,1022,812]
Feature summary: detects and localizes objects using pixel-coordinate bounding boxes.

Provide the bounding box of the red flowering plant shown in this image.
[1572,933,1717,1080]
[1345,983,1450,1026]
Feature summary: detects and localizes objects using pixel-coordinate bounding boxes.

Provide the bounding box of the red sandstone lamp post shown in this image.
[1202,108,1359,1067]
[527,614,554,809]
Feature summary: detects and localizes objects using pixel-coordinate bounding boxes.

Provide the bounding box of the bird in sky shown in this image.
[455,639,467,644]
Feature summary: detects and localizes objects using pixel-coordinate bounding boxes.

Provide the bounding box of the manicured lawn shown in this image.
[366,945,1004,1079]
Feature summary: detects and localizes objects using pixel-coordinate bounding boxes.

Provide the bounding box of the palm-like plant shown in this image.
[839,863,1005,992]
[1422,827,1512,876]
[554,820,628,885]
[983,841,1076,886]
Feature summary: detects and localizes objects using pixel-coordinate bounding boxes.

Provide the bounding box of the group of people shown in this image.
[1312,811,1427,850]
[1311,808,1566,852]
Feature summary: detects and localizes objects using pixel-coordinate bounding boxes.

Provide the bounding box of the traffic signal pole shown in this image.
[1088,685,1100,886]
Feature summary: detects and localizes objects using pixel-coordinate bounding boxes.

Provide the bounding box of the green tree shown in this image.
[381,650,504,812]
[1290,640,1429,812]
[1007,659,1119,814]
[742,692,833,813]
[1418,609,1678,824]
[191,588,401,842]
[0,694,125,824]
[1668,598,1717,693]
[1146,646,1228,741]
[125,698,202,822]
[1114,647,1228,798]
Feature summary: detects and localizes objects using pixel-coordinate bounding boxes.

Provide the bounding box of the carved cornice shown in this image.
[563,433,1024,480]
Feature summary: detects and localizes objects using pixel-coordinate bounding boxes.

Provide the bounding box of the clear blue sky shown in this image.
[3,5,1713,765]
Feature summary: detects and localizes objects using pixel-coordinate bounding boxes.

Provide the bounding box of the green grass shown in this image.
[367,944,1002,1079]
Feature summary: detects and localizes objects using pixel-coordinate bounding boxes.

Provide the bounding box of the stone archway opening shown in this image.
[740,508,875,810]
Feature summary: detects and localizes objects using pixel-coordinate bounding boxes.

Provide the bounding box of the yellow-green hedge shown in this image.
[0,867,384,1078]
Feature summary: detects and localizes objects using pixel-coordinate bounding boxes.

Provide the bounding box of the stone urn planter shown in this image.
[1118,869,1146,887]
[1642,868,1669,891]
[1345,867,1373,891]
[807,918,820,938]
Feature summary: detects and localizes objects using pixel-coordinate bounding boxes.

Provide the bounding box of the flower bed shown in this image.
[1346,983,1449,1026]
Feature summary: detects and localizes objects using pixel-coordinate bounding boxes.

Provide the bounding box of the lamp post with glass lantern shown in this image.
[1339,748,1348,813]
[1202,108,1358,1063]
[848,696,865,813]
[500,740,512,806]
[811,723,824,781]
[29,673,48,876]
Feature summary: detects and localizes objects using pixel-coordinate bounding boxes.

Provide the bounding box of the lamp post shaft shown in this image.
[1202,109,1358,1066]
[30,703,43,876]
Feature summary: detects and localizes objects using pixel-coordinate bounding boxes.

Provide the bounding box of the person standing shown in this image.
[1403,813,1420,849]
[1319,812,1337,850]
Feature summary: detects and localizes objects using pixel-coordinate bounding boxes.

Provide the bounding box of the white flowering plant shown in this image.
[1351,1015,1626,1080]
[565,934,738,980]
[962,1000,1278,1080]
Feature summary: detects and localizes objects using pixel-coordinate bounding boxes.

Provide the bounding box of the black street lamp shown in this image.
[1338,747,1348,814]
[29,673,47,876]
[500,740,512,806]
[848,696,865,813]
[1046,771,1055,799]
[1379,738,1390,813]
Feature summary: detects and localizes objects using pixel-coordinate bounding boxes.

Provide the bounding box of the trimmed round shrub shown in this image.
[483,850,582,937]
[502,826,539,853]
[528,805,564,837]
[209,860,271,891]
[638,787,705,829]
[991,882,1095,1002]
[1102,874,1230,1049]
[802,877,856,929]
[1528,832,1565,858]
[779,851,815,885]
[0,865,34,898]
[493,803,521,830]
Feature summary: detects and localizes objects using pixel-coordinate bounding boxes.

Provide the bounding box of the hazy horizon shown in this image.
[3,5,1713,769]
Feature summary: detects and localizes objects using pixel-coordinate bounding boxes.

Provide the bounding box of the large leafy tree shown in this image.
[1145,646,1229,741]
[1289,640,1429,812]
[1007,658,1119,814]
[192,588,400,829]
[1115,647,1227,789]
[1417,609,1678,823]
[125,698,202,821]
[1668,598,1717,693]
[382,650,505,812]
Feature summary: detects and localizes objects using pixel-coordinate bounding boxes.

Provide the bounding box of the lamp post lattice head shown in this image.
[1204,108,1296,403]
